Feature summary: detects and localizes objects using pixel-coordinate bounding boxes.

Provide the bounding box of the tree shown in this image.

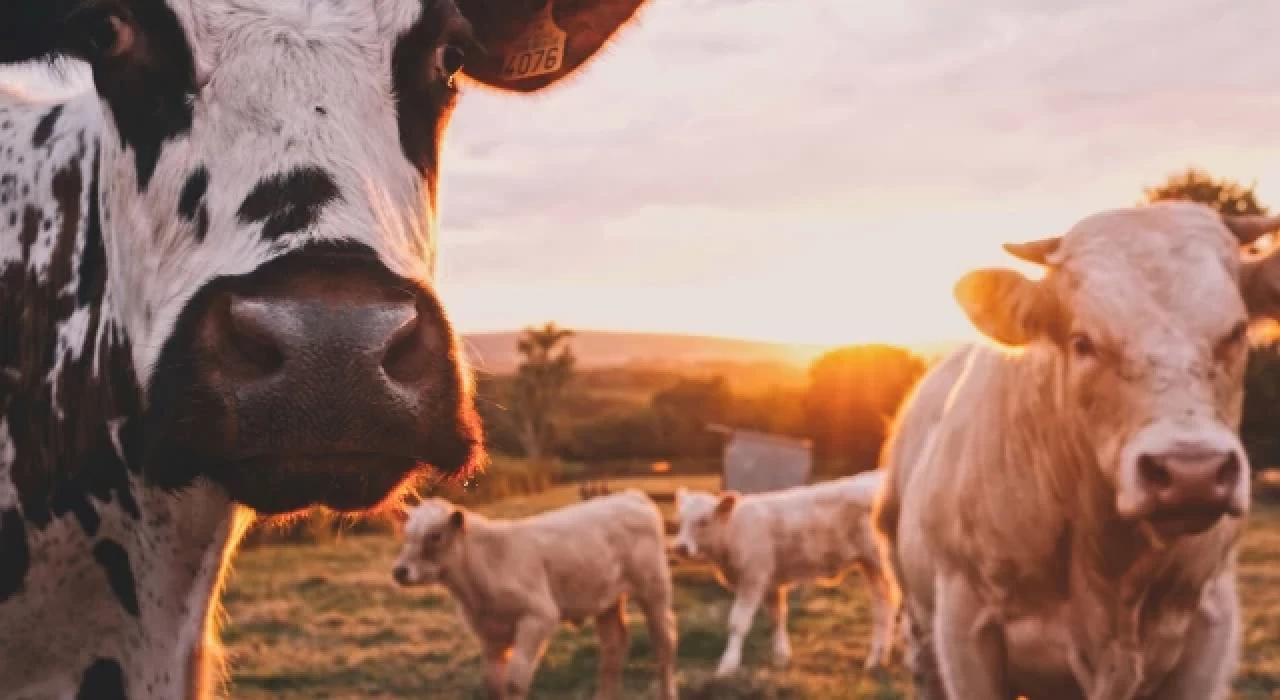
[509,322,576,459]
[1142,167,1268,215]
[804,344,928,475]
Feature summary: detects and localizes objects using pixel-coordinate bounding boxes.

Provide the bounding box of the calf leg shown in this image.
[1152,574,1239,700]
[594,600,630,700]
[505,614,557,700]
[717,580,767,677]
[861,556,899,670]
[764,586,792,668]
[934,573,1007,700]
[636,587,679,700]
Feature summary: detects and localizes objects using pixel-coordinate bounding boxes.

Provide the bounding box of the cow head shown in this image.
[391,497,465,586]
[671,487,738,559]
[3,0,649,514]
[954,201,1280,537]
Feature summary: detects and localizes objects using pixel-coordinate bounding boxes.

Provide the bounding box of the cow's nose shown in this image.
[223,295,428,386]
[392,565,411,586]
[1135,449,1243,519]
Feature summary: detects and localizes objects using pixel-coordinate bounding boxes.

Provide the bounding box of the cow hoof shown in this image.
[771,651,792,669]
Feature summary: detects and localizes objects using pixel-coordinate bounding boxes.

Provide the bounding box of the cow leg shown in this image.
[861,555,898,670]
[934,574,1007,700]
[764,586,792,668]
[1152,575,1238,700]
[636,584,679,700]
[505,614,557,699]
[905,608,950,700]
[482,641,512,700]
[717,581,767,676]
[594,600,630,700]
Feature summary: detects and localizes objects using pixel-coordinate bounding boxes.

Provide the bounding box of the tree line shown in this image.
[482,169,1280,477]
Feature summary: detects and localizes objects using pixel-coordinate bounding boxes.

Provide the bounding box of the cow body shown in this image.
[672,471,898,676]
[0,1,651,696]
[392,490,678,700]
[875,202,1280,699]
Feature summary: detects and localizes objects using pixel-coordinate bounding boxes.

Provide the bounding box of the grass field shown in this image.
[221,479,1280,699]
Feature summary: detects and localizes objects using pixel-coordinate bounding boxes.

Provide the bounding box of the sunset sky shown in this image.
[6,0,1280,348]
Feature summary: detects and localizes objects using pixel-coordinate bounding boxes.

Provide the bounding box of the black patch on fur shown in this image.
[236,166,341,241]
[51,482,101,536]
[0,508,31,603]
[391,6,458,181]
[88,0,198,189]
[32,105,62,148]
[179,166,211,243]
[178,166,208,221]
[194,204,209,243]
[78,146,105,305]
[77,658,127,700]
[93,539,140,617]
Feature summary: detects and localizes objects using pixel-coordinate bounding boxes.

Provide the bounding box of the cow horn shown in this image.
[1003,237,1062,266]
[1222,214,1280,245]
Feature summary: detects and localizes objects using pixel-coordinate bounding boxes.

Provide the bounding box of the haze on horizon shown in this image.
[5,0,1280,349]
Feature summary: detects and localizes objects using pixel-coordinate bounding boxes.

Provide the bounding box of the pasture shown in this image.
[221,478,1280,699]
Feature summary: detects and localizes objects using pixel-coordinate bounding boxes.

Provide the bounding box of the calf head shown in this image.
[392,497,464,586]
[671,487,738,559]
[4,0,649,514]
[955,201,1280,537]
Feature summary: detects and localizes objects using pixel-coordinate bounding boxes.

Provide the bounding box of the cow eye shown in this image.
[439,42,467,82]
[77,11,135,61]
[1069,332,1096,358]
[426,531,443,544]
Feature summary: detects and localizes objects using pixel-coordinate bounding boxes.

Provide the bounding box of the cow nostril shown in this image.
[1217,453,1241,487]
[392,565,410,585]
[1138,455,1173,490]
[381,309,430,384]
[224,297,285,376]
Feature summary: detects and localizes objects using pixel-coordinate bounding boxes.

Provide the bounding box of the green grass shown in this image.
[220,481,1280,699]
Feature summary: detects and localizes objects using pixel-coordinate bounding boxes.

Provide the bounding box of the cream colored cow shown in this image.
[392,490,678,700]
[875,202,1280,699]
[672,470,897,676]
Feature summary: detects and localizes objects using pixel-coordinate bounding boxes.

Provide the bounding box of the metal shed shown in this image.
[708,425,813,495]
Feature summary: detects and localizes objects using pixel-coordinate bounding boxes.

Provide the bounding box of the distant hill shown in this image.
[460,330,829,375]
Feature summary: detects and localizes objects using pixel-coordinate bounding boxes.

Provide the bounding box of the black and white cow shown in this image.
[0,0,650,697]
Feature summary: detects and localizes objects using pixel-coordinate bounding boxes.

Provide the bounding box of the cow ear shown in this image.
[674,487,686,506]
[714,491,739,519]
[955,268,1058,347]
[448,509,466,531]
[1240,244,1280,319]
[458,0,648,92]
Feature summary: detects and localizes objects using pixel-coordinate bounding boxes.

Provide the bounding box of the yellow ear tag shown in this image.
[502,2,567,82]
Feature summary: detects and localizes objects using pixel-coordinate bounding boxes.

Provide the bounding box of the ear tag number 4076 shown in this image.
[503,3,566,81]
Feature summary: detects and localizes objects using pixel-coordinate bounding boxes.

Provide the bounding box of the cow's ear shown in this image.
[458,0,648,92]
[448,509,466,531]
[1241,243,1280,319]
[714,491,739,519]
[674,487,686,506]
[955,268,1058,347]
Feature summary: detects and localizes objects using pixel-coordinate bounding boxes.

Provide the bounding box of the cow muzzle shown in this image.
[146,246,484,515]
[1117,428,1249,535]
